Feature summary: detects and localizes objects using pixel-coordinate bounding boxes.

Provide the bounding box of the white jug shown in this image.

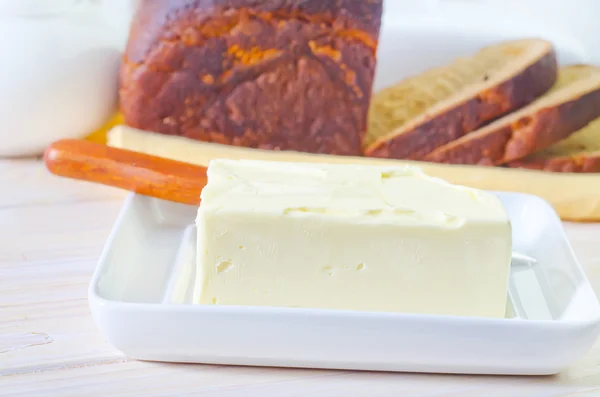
[0,0,134,157]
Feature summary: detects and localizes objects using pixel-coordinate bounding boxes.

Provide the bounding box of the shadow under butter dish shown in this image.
[192,160,512,318]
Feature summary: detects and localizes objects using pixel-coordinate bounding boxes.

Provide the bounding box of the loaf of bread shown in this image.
[507,118,600,172]
[120,0,383,156]
[424,65,600,166]
[365,39,558,159]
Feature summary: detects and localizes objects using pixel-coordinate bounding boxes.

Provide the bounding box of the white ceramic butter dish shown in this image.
[89,192,600,376]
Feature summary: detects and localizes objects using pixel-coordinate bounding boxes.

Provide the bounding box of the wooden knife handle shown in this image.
[44,139,206,206]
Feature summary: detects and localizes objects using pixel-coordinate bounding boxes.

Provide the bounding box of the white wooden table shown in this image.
[1,159,600,396]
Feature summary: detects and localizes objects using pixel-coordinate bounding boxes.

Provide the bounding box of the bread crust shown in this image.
[364,46,558,159]
[423,88,600,166]
[120,0,383,156]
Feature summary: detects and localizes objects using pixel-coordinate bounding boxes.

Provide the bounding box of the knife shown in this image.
[44,139,207,206]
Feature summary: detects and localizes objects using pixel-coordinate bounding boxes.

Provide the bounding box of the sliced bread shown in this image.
[507,118,600,172]
[365,39,558,158]
[423,65,600,166]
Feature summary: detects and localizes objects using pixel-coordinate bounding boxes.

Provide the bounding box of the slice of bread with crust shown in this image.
[507,118,600,172]
[365,39,558,159]
[423,65,600,166]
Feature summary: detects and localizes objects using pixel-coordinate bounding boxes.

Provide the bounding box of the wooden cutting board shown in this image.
[107,125,600,222]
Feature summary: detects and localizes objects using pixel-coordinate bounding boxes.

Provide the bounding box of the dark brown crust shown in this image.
[120,0,383,156]
[422,87,600,166]
[364,47,558,159]
[507,152,600,173]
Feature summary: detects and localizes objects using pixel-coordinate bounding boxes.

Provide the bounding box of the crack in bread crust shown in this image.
[126,0,383,64]
[120,0,382,155]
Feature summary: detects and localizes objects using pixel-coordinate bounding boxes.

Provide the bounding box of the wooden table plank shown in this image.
[0,160,126,208]
[1,160,599,396]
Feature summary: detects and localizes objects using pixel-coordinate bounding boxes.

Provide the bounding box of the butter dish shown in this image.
[89,192,600,376]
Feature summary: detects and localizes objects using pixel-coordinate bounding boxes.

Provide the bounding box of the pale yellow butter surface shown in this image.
[194,159,512,318]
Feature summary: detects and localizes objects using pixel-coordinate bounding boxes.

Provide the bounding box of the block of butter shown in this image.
[194,159,512,318]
